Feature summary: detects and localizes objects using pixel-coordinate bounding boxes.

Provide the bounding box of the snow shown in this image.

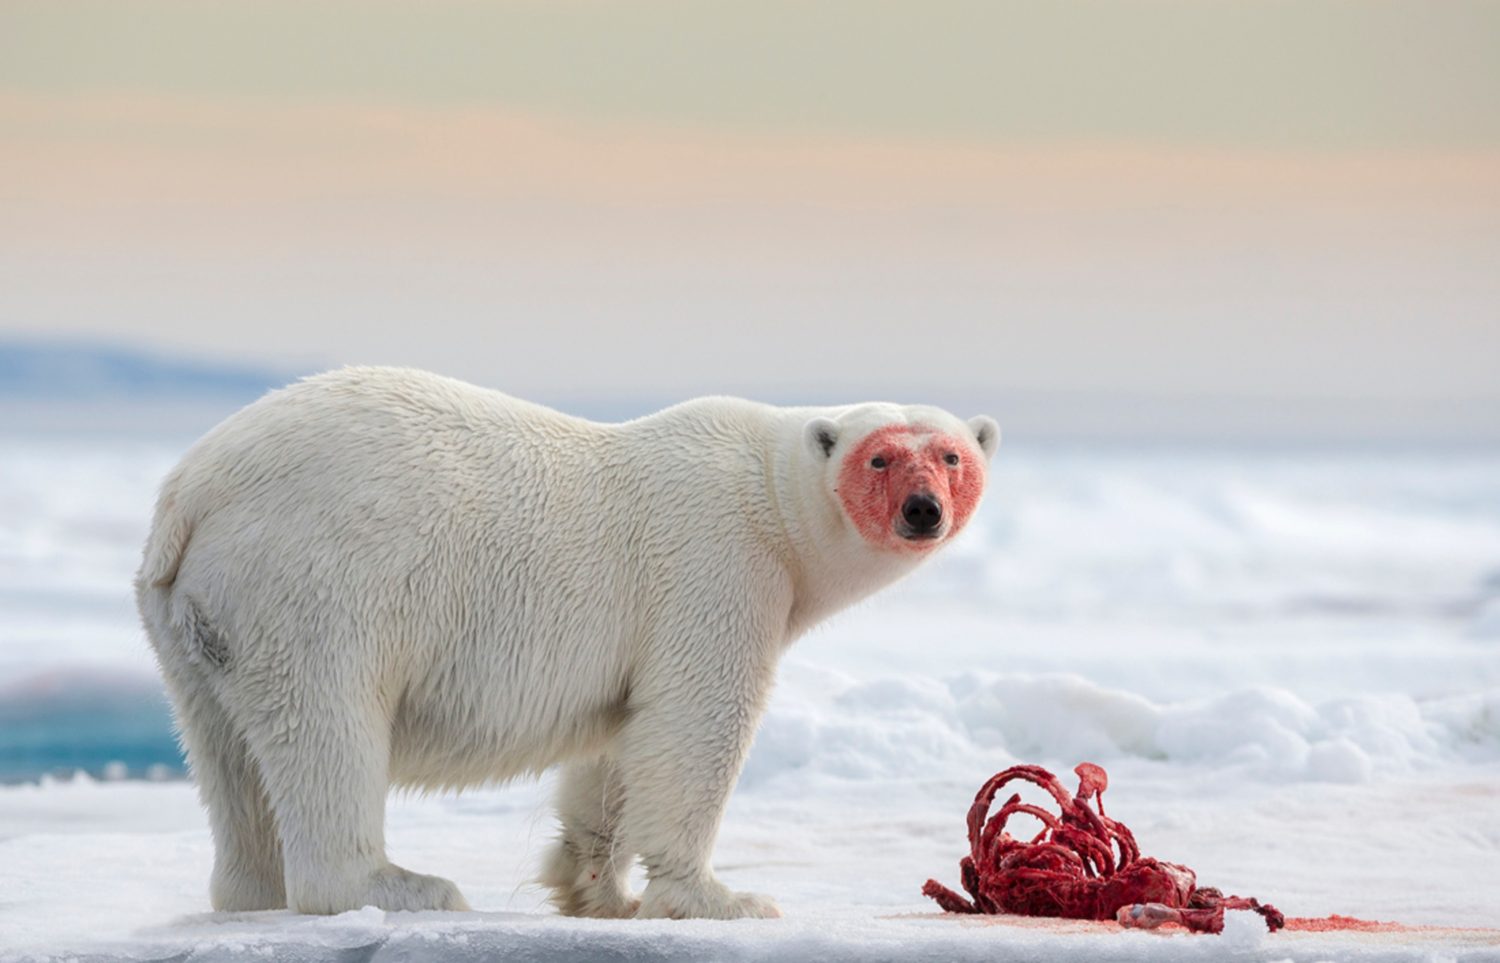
[2,430,1498,961]
[4,771,1499,961]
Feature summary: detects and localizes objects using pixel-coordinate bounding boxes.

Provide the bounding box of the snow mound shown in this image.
[745,673,1500,787]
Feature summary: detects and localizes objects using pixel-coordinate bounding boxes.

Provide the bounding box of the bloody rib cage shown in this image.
[922,763,1284,935]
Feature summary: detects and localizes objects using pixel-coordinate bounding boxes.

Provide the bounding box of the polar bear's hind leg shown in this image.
[165,674,287,911]
[236,670,470,914]
[541,757,640,918]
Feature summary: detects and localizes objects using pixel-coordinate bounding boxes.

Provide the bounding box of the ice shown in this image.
[2,428,1499,960]
[4,773,1500,961]
[1217,908,1267,951]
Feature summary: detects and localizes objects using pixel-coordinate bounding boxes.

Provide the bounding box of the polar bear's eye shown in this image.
[944,452,960,466]
[870,456,888,470]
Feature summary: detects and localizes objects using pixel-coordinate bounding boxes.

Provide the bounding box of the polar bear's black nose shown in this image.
[902,493,943,534]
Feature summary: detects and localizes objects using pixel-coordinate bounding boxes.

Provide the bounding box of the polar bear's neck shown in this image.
[619,397,934,644]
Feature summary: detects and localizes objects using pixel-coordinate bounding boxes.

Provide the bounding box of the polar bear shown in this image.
[135,366,999,919]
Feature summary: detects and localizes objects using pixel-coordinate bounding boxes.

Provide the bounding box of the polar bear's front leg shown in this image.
[541,757,640,918]
[617,608,784,920]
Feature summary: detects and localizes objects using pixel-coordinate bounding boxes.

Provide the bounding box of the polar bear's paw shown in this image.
[539,839,640,918]
[292,863,471,914]
[365,864,471,913]
[635,875,782,920]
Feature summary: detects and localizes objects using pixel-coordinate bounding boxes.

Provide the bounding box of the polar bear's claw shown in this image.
[732,892,783,919]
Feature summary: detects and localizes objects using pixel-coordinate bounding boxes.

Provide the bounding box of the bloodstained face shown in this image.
[836,425,986,552]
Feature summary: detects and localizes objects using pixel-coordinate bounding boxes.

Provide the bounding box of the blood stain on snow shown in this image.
[1283,915,1402,932]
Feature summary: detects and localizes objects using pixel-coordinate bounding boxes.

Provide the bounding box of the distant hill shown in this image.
[0,341,292,400]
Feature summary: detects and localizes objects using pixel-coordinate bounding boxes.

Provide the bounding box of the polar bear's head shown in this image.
[803,405,1000,553]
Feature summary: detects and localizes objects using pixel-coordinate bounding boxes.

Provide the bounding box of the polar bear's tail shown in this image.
[137,466,196,593]
[136,464,220,671]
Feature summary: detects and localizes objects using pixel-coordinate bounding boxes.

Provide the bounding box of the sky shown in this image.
[2,1,1498,438]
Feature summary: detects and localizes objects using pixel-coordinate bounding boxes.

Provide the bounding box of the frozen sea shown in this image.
[2,411,1498,961]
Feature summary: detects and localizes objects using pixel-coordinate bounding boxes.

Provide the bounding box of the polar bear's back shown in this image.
[165,367,607,599]
[182,365,596,490]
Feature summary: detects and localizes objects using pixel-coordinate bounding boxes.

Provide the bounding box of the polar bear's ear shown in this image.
[804,417,840,459]
[968,416,1000,459]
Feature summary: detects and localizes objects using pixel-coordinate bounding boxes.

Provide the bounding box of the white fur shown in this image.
[136,367,997,918]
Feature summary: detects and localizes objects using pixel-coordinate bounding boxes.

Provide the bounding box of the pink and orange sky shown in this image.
[3,1,1497,438]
